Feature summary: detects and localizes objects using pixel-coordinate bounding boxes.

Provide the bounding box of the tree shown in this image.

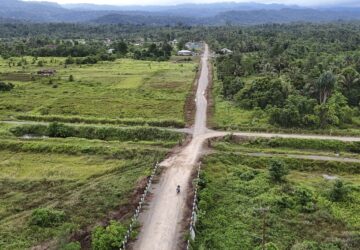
[236,77,288,109]
[315,71,336,104]
[339,67,360,106]
[268,160,288,182]
[222,77,244,99]
[114,41,128,55]
[269,95,317,128]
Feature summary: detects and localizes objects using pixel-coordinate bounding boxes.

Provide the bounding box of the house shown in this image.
[107,48,115,54]
[170,39,178,46]
[220,48,233,54]
[37,69,56,76]
[177,50,193,56]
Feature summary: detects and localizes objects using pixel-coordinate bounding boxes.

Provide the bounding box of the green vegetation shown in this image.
[0,133,170,249]
[216,137,360,155]
[0,57,196,123]
[16,114,185,128]
[193,142,360,249]
[92,220,130,250]
[210,23,360,135]
[10,122,183,142]
[0,36,196,248]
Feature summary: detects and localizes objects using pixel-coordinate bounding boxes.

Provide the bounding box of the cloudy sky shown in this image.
[27,0,359,7]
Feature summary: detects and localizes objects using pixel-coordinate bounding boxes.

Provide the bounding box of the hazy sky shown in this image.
[27,0,359,7]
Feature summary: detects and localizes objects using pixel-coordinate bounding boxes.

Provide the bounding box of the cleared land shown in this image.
[0,56,197,249]
[0,57,196,123]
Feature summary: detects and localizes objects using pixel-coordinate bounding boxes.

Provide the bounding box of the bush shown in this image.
[329,180,348,202]
[11,123,182,142]
[268,160,288,182]
[16,114,185,128]
[29,208,66,227]
[295,188,316,213]
[0,81,14,92]
[91,220,127,250]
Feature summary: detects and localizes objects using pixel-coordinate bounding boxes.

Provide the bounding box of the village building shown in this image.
[220,48,233,54]
[177,50,193,56]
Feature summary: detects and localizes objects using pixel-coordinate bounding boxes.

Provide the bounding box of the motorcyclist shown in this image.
[176,185,181,194]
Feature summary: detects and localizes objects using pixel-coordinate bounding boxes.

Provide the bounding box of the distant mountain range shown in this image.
[1,0,360,25]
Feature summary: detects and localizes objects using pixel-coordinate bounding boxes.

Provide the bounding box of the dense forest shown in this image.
[208,22,360,129]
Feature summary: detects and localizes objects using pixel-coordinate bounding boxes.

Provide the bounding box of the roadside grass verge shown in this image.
[15,114,185,128]
[10,123,183,142]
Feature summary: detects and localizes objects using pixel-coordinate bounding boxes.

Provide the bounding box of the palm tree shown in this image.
[339,67,360,106]
[315,71,336,104]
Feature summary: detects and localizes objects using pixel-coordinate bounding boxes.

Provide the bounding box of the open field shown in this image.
[0,55,196,249]
[0,132,178,249]
[192,138,360,249]
[0,57,197,124]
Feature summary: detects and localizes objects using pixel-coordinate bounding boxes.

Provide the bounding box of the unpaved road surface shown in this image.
[246,152,360,163]
[133,45,211,250]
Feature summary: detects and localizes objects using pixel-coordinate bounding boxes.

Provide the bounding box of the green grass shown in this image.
[0,55,197,249]
[0,136,168,249]
[212,137,360,159]
[193,140,360,250]
[0,57,197,123]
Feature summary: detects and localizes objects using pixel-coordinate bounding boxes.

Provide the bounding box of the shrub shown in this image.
[16,114,185,128]
[295,188,316,213]
[268,160,288,182]
[0,81,14,92]
[329,180,348,202]
[29,208,66,227]
[11,123,182,142]
[91,220,127,250]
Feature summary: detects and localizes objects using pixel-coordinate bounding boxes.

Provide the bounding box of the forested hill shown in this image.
[2,0,360,25]
[214,9,360,25]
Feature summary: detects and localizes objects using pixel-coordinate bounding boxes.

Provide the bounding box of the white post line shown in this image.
[119,162,160,250]
[186,162,202,249]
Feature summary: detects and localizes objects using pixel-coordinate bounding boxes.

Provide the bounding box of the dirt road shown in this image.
[246,152,360,163]
[133,45,211,250]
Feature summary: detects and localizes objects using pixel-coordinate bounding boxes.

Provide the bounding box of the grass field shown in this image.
[0,57,197,123]
[192,138,360,250]
[0,55,196,249]
[0,132,177,249]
